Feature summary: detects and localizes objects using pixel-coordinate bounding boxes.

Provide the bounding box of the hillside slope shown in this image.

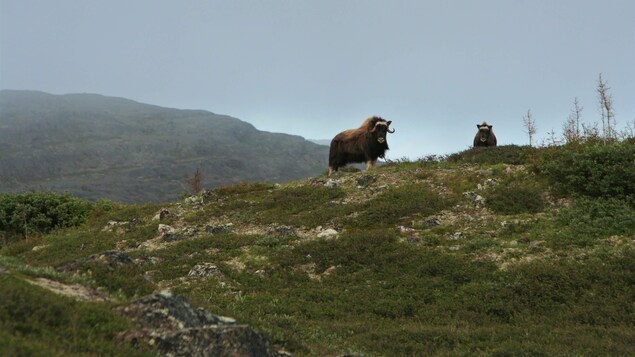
[0,90,328,203]
[1,144,634,356]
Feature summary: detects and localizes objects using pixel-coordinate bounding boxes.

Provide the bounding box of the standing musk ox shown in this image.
[328,116,395,175]
[473,122,497,147]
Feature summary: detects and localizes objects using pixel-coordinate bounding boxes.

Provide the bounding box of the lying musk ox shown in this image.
[328,116,395,175]
[473,122,497,147]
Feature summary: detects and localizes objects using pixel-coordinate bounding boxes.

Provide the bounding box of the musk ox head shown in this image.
[370,118,395,144]
[474,122,496,147]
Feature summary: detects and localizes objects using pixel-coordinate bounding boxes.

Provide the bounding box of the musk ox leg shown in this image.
[366,160,376,170]
[328,166,335,176]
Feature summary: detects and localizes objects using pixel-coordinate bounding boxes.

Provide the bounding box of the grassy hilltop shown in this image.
[1,143,634,356]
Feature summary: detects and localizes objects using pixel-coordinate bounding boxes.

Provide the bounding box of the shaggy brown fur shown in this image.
[328,116,394,175]
[473,122,497,147]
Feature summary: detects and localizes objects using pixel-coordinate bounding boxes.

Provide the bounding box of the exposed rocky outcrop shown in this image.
[187,263,226,281]
[119,292,291,357]
[56,250,133,273]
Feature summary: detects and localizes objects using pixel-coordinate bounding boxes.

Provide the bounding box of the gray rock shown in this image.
[181,226,199,237]
[133,256,165,266]
[119,292,290,357]
[356,174,376,188]
[102,220,137,233]
[188,263,226,281]
[324,179,338,188]
[158,224,176,236]
[205,223,234,234]
[446,232,464,240]
[317,228,339,238]
[32,244,49,252]
[184,195,205,210]
[56,250,133,273]
[484,178,498,187]
[157,224,183,242]
[200,189,219,203]
[462,191,485,206]
[267,224,296,237]
[529,240,546,249]
[413,217,442,229]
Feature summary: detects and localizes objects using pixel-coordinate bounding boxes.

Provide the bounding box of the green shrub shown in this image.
[484,180,546,215]
[259,186,348,227]
[459,249,635,326]
[556,197,635,244]
[95,198,118,212]
[539,142,635,201]
[0,192,93,240]
[353,184,456,227]
[80,262,155,298]
[447,145,539,165]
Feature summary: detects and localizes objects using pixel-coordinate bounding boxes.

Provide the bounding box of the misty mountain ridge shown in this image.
[0,90,328,202]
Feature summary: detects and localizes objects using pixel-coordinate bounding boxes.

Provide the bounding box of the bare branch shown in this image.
[563,97,583,143]
[597,73,616,141]
[187,166,204,195]
[522,109,537,146]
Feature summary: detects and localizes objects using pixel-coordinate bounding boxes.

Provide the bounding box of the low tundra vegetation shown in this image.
[0,142,634,356]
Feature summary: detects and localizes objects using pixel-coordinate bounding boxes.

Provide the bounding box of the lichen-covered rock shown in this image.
[205,223,234,234]
[102,220,137,233]
[317,228,339,238]
[184,195,204,208]
[187,263,226,281]
[158,224,182,242]
[119,292,290,357]
[266,224,296,237]
[463,191,485,206]
[356,174,376,188]
[324,179,339,188]
[56,250,133,273]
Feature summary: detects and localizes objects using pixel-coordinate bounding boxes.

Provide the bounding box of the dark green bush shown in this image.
[0,192,93,239]
[538,142,635,201]
[81,262,155,298]
[485,180,545,215]
[447,145,539,165]
[557,197,635,240]
[353,184,456,227]
[259,185,348,227]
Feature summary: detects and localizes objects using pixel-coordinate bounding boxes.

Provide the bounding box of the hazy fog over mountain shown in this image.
[0,90,328,202]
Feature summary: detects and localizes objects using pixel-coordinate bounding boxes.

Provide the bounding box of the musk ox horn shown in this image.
[388,127,395,133]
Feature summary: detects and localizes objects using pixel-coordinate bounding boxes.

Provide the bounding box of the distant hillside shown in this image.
[308,139,331,146]
[0,90,329,202]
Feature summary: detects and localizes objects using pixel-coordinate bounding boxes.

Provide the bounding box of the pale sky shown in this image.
[1,0,634,159]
